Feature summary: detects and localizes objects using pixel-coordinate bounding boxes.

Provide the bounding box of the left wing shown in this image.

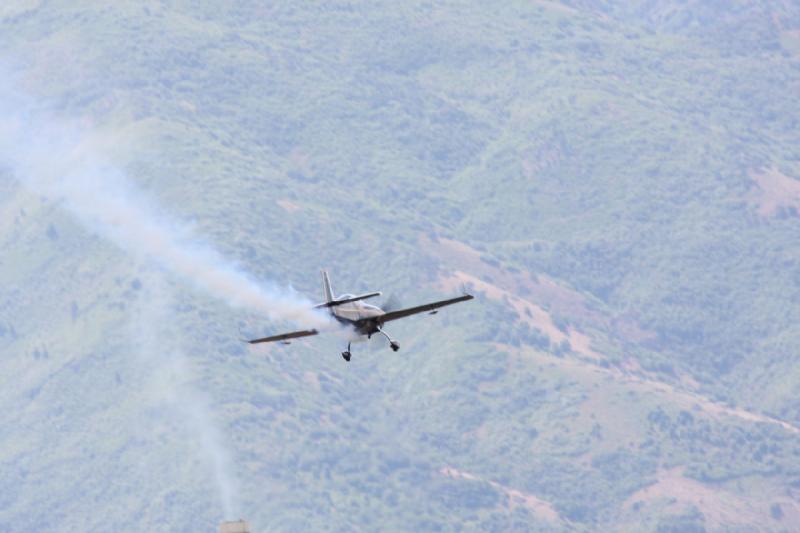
[247,329,319,344]
[377,294,474,324]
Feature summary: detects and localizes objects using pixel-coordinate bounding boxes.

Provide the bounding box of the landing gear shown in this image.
[341,342,351,362]
[341,331,401,361]
[377,327,401,352]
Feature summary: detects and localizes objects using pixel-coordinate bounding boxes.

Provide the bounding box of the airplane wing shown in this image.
[246,329,319,344]
[377,294,474,323]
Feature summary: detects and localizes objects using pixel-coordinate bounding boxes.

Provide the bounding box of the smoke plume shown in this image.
[0,71,326,523]
[0,76,329,328]
[133,278,241,519]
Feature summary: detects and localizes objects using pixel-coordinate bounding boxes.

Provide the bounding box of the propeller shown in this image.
[381,293,403,313]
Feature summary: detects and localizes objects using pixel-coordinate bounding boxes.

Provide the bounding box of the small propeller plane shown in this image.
[247,271,474,361]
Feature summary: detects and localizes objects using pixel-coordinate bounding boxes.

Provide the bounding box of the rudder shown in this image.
[321,270,334,302]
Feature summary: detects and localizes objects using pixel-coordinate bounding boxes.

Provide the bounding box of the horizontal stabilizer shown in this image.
[314,291,382,308]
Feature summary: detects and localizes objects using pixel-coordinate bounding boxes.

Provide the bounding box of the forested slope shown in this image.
[1,1,799,531]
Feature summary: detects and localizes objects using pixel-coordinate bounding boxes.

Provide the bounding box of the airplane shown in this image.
[246,271,474,361]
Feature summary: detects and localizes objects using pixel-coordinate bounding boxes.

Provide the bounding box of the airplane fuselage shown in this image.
[329,295,385,337]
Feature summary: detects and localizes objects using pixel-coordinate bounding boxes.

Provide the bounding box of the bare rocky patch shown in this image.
[501,342,800,435]
[423,234,655,344]
[624,467,800,530]
[276,199,302,213]
[439,466,567,525]
[750,166,800,218]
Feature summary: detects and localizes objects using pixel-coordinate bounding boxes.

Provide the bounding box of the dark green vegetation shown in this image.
[1,1,800,531]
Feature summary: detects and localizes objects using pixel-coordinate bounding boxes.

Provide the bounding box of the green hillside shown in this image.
[1,1,799,531]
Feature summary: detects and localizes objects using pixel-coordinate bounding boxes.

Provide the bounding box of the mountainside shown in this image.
[1,1,799,531]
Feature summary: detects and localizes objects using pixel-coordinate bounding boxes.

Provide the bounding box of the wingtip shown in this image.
[238,326,252,344]
[460,284,474,299]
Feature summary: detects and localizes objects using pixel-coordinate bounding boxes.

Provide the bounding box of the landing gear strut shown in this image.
[341,342,351,362]
[378,327,400,352]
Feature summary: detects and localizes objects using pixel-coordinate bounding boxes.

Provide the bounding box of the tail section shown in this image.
[321,270,334,303]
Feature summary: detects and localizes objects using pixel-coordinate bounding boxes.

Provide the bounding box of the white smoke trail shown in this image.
[0,71,327,523]
[133,276,240,519]
[0,75,330,328]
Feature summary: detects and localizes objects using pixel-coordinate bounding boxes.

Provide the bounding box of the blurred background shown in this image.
[0,2,799,531]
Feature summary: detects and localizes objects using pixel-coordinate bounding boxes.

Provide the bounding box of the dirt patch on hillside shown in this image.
[430,236,710,390]
[422,235,655,344]
[566,328,603,361]
[440,466,566,524]
[276,199,302,213]
[429,235,800,435]
[501,342,800,435]
[750,166,800,217]
[429,237,592,318]
[440,270,566,344]
[440,270,606,363]
[624,467,800,529]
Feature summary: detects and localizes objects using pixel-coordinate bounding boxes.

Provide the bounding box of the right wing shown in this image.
[246,329,319,344]
[377,294,474,324]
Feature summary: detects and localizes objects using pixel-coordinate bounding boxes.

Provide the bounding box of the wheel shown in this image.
[390,341,400,352]
[341,351,351,362]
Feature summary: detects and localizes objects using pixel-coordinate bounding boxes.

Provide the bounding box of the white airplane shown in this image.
[247,271,474,361]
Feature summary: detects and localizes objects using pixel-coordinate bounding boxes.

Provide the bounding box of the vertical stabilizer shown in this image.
[321,270,334,302]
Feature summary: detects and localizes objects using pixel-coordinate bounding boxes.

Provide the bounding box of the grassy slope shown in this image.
[1,1,800,531]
